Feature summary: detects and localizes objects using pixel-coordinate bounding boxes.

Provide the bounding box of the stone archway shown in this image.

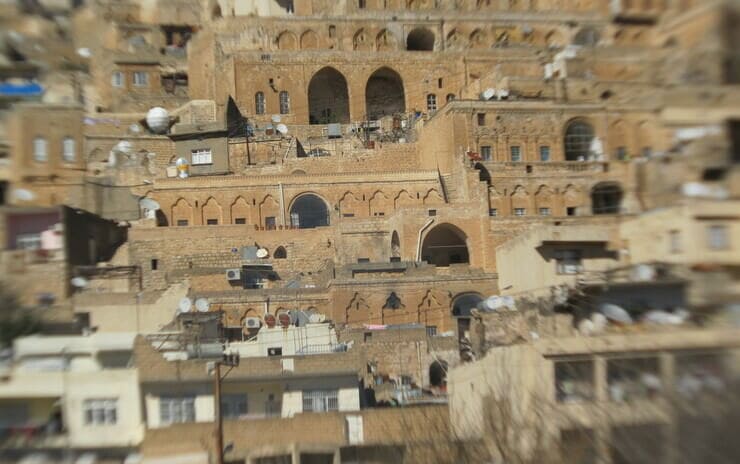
[421,224,469,267]
[365,67,406,120]
[407,27,435,51]
[308,67,350,124]
[289,193,330,229]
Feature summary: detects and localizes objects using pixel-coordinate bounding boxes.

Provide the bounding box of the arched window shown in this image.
[33,137,48,162]
[446,93,456,102]
[564,120,594,161]
[429,361,448,388]
[591,182,623,215]
[308,67,350,124]
[391,231,400,258]
[279,91,290,114]
[365,67,405,120]
[273,246,287,259]
[407,27,435,51]
[574,28,600,47]
[255,92,265,115]
[62,137,76,162]
[289,194,330,229]
[427,94,437,112]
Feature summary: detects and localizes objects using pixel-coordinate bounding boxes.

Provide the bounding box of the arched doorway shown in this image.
[421,224,469,267]
[429,360,448,388]
[289,194,330,229]
[564,120,595,161]
[365,67,406,120]
[407,27,435,51]
[591,182,623,215]
[308,67,350,124]
[451,293,482,342]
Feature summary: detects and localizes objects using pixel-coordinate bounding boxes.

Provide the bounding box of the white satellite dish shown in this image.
[256,248,268,259]
[146,107,170,134]
[71,276,88,288]
[177,298,192,314]
[114,140,133,154]
[195,298,210,312]
[76,48,91,58]
[13,189,36,201]
[139,198,161,211]
[128,123,141,134]
[481,88,496,100]
[276,123,288,135]
[271,115,281,123]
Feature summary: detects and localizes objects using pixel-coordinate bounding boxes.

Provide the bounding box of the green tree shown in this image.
[0,283,41,348]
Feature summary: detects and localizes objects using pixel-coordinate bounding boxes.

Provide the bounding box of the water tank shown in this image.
[146,107,170,134]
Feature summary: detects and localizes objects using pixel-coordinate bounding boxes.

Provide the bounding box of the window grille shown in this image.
[83,398,118,425]
[159,396,195,424]
[302,390,338,412]
[191,148,212,165]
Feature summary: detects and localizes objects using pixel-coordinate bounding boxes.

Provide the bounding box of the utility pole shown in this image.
[213,352,240,464]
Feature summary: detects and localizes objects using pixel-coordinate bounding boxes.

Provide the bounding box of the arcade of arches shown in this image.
[421,224,470,267]
[289,193,330,229]
[308,67,350,124]
[365,67,406,120]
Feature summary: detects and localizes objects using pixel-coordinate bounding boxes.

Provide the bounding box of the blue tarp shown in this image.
[0,82,44,96]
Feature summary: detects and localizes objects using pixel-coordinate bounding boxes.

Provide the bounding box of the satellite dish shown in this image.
[13,189,36,201]
[271,115,281,123]
[139,198,161,214]
[264,314,276,328]
[71,276,88,288]
[481,88,495,100]
[195,298,210,312]
[76,48,91,58]
[276,124,288,135]
[146,107,170,134]
[256,248,268,259]
[175,158,189,178]
[114,140,133,154]
[128,124,141,134]
[177,298,192,314]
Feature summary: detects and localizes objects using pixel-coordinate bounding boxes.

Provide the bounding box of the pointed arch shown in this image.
[369,190,391,217]
[393,190,416,210]
[259,195,280,228]
[423,188,444,206]
[88,147,106,163]
[338,191,364,218]
[353,28,371,51]
[277,31,298,50]
[365,66,406,120]
[469,29,488,49]
[273,246,287,259]
[288,193,330,229]
[308,66,350,124]
[562,184,583,216]
[391,231,401,259]
[534,185,555,215]
[201,197,222,225]
[376,29,397,51]
[300,30,319,49]
[510,185,530,214]
[407,27,435,51]
[446,29,465,50]
[609,120,630,160]
[421,223,469,267]
[230,196,253,225]
[171,198,193,226]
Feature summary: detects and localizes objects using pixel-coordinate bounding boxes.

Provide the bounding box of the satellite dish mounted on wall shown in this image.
[277,311,292,328]
[276,124,288,135]
[13,189,36,201]
[481,88,496,100]
[71,276,89,288]
[195,298,210,312]
[178,298,192,314]
[146,107,170,134]
[256,248,268,259]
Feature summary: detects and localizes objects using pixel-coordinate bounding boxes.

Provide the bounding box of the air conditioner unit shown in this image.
[244,317,261,329]
[226,269,241,281]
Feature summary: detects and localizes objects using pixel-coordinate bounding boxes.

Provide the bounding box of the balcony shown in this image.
[0,424,67,450]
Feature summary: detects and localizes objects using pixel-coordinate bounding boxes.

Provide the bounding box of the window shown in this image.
[265,217,276,230]
[206,219,218,225]
[426,326,437,337]
[279,91,290,114]
[33,137,48,162]
[428,209,437,216]
[669,230,681,253]
[234,218,246,224]
[477,113,486,126]
[539,146,550,161]
[555,359,594,402]
[265,394,281,417]
[328,25,336,38]
[16,233,41,250]
[539,207,551,216]
[567,207,576,216]
[564,121,595,161]
[607,357,661,402]
[133,71,148,87]
[641,146,652,157]
[615,146,627,160]
[151,259,158,270]
[426,94,437,112]
[221,394,247,419]
[707,225,729,250]
[191,148,212,165]
[176,219,188,226]
[268,347,282,356]
[62,137,75,162]
[510,146,521,162]
[438,78,443,89]
[111,71,124,87]
[255,92,265,115]
[556,250,583,274]
[480,146,492,160]
[446,93,456,102]
[514,208,526,216]
[358,0,366,8]
[83,398,118,425]
[302,389,338,412]
[489,208,497,217]
[159,396,195,424]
